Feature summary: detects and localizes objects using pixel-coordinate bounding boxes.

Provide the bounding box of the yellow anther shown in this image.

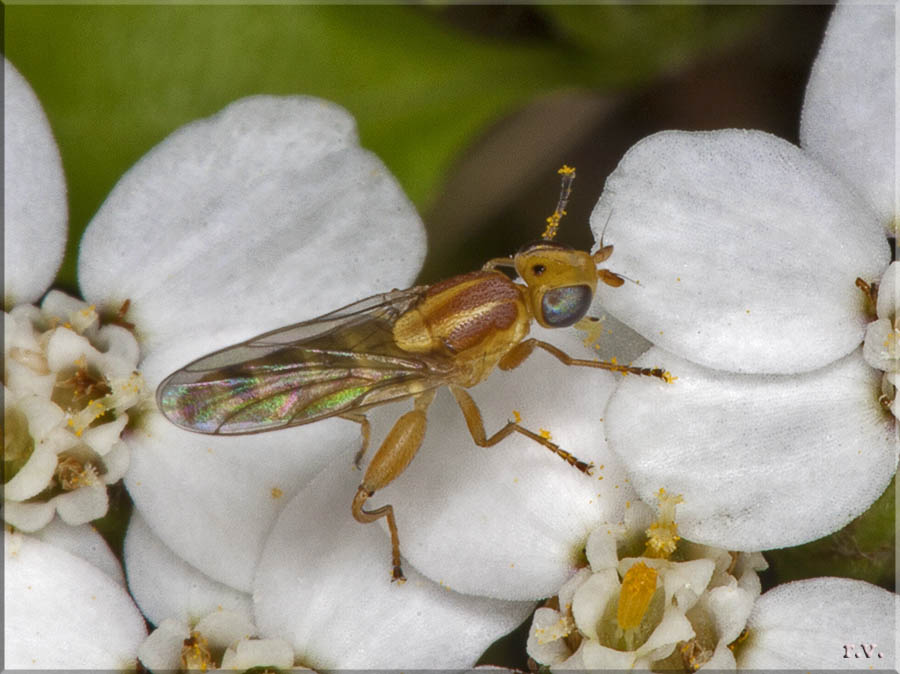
[616,561,658,631]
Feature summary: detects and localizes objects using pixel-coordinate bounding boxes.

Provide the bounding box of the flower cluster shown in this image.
[4,2,896,669]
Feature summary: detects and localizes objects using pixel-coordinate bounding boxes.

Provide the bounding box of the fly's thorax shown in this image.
[392,270,530,359]
[513,243,598,328]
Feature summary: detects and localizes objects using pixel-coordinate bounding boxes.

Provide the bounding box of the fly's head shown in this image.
[514,242,625,329]
[504,164,627,329]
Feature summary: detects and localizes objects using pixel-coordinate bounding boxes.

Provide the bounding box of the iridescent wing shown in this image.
[157,287,451,434]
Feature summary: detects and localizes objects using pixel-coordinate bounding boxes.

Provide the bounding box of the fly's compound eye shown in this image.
[540,285,592,327]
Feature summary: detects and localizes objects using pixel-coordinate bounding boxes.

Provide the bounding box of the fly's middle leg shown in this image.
[449,384,593,474]
[340,412,371,469]
[352,389,435,582]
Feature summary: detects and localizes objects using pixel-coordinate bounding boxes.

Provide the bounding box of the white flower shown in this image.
[4,525,147,668]
[4,59,144,531]
[527,493,898,671]
[593,3,896,551]
[527,492,767,671]
[137,611,295,672]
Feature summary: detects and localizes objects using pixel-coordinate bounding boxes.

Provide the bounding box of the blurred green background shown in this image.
[6,5,828,288]
[7,4,893,669]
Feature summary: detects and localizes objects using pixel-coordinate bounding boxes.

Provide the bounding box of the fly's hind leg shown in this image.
[449,384,593,475]
[340,412,371,469]
[352,389,436,582]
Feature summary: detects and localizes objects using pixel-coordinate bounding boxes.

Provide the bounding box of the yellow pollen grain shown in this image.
[512,410,522,424]
[271,487,283,499]
[539,428,552,440]
[617,561,657,630]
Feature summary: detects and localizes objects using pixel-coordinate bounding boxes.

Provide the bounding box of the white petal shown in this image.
[220,638,295,670]
[79,95,425,366]
[125,410,352,592]
[136,618,188,671]
[54,483,109,525]
[863,317,900,372]
[367,327,635,600]
[739,577,898,669]
[703,582,755,645]
[3,59,67,306]
[559,566,593,614]
[800,3,896,227]
[4,530,146,668]
[591,130,890,373]
[605,347,898,550]
[32,519,125,587]
[571,568,620,642]
[124,511,252,627]
[3,441,57,502]
[81,414,127,458]
[253,460,534,669]
[194,610,256,650]
[527,607,575,665]
[3,500,55,532]
[585,526,621,572]
[635,605,695,661]
[580,639,637,669]
[100,440,131,484]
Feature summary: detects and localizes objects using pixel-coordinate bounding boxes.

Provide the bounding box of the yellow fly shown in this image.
[157,166,670,582]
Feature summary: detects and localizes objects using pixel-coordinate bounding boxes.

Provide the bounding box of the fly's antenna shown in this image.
[592,207,640,287]
[542,165,576,242]
[596,208,613,249]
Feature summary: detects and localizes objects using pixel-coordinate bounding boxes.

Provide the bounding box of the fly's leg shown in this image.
[499,338,672,381]
[340,412,371,469]
[449,385,593,474]
[352,389,436,583]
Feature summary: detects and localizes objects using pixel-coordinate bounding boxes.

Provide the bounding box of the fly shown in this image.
[157,166,671,582]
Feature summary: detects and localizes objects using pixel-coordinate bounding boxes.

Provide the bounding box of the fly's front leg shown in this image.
[352,390,436,583]
[340,412,371,469]
[499,338,672,381]
[449,385,593,474]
